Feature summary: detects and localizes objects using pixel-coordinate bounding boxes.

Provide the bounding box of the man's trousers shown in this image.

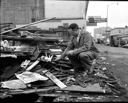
[68,51,98,73]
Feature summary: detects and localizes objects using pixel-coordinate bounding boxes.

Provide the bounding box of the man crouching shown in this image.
[55,23,99,75]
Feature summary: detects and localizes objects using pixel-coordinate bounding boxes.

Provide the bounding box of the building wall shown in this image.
[94,27,111,40]
[110,28,125,36]
[110,27,128,36]
[124,28,128,35]
[0,0,45,25]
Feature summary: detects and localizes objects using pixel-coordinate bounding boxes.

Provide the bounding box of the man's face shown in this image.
[68,29,79,37]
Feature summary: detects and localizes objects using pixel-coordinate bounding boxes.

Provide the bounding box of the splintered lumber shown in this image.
[0,35,59,42]
[9,86,59,95]
[25,55,53,71]
[42,70,67,89]
[0,18,56,35]
[61,84,106,93]
[0,54,17,58]
[26,60,40,71]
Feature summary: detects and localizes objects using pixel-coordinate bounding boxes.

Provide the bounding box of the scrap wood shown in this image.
[0,54,17,58]
[1,52,127,101]
[42,70,67,89]
[26,55,53,71]
[94,72,109,79]
[54,74,69,78]
[53,60,72,67]
[0,86,59,99]
[0,18,56,35]
[38,90,102,101]
[9,86,59,95]
[105,80,117,84]
[38,92,86,98]
[50,65,60,71]
[51,64,73,74]
[55,63,72,68]
[0,50,33,57]
[61,83,106,93]
[54,60,71,65]
[53,92,104,102]
[38,93,61,98]
[26,60,40,71]
[0,35,59,43]
[20,60,30,69]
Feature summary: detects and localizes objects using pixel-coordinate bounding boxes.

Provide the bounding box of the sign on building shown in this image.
[88,16,107,23]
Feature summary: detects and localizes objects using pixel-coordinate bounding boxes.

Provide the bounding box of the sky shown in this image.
[36,0,128,36]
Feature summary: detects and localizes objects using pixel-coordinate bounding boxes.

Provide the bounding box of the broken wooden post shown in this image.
[42,70,67,89]
[26,60,40,71]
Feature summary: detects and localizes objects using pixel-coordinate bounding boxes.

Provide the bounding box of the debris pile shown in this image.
[0,34,128,102]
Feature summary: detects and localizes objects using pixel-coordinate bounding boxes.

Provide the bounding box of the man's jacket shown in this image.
[62,32,99,58]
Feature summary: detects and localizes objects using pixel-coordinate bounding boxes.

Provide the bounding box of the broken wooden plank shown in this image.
[0,35,59,42]
[0,18,56,35]
[20,60,30,69]
[0,54,17,58]
[26,60,40,71]
[42,70,67,89]
[61,83,106,93]
[9,86,59,95]
[26,55,53,71]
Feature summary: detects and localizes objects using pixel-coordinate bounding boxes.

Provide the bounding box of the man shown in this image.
[55,23,99,74]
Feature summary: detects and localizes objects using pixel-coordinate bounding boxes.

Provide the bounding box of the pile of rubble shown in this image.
[0,34,128,102]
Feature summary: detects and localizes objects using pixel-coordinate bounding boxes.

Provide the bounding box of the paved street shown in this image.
[97,44,128,92]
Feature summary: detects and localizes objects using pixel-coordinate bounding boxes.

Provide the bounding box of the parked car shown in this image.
[122,44,128,48]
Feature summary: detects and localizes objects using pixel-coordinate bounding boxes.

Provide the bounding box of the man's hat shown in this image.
[68,23,79,30]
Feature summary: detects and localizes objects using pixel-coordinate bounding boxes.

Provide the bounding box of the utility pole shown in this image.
[106,5,109,30]
[106,3,118,32]
[106,2,118,46]
[83,1,89,32]
[42,0,45,19]
[35,0,40,21]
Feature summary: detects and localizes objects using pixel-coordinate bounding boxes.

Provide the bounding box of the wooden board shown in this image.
[43,70,67,89]
[61,84,106,93]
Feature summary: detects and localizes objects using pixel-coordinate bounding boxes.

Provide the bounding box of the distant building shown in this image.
[0,0,45,25]
[109,27,128,47]
[94,27,111,41]
[110,27,128,36]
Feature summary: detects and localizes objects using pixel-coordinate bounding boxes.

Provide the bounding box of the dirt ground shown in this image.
[96,44,128,92]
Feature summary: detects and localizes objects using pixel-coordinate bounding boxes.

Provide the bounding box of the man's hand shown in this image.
[66,50,74,56]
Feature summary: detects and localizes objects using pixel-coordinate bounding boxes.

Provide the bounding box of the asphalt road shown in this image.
[96,44,128,92]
